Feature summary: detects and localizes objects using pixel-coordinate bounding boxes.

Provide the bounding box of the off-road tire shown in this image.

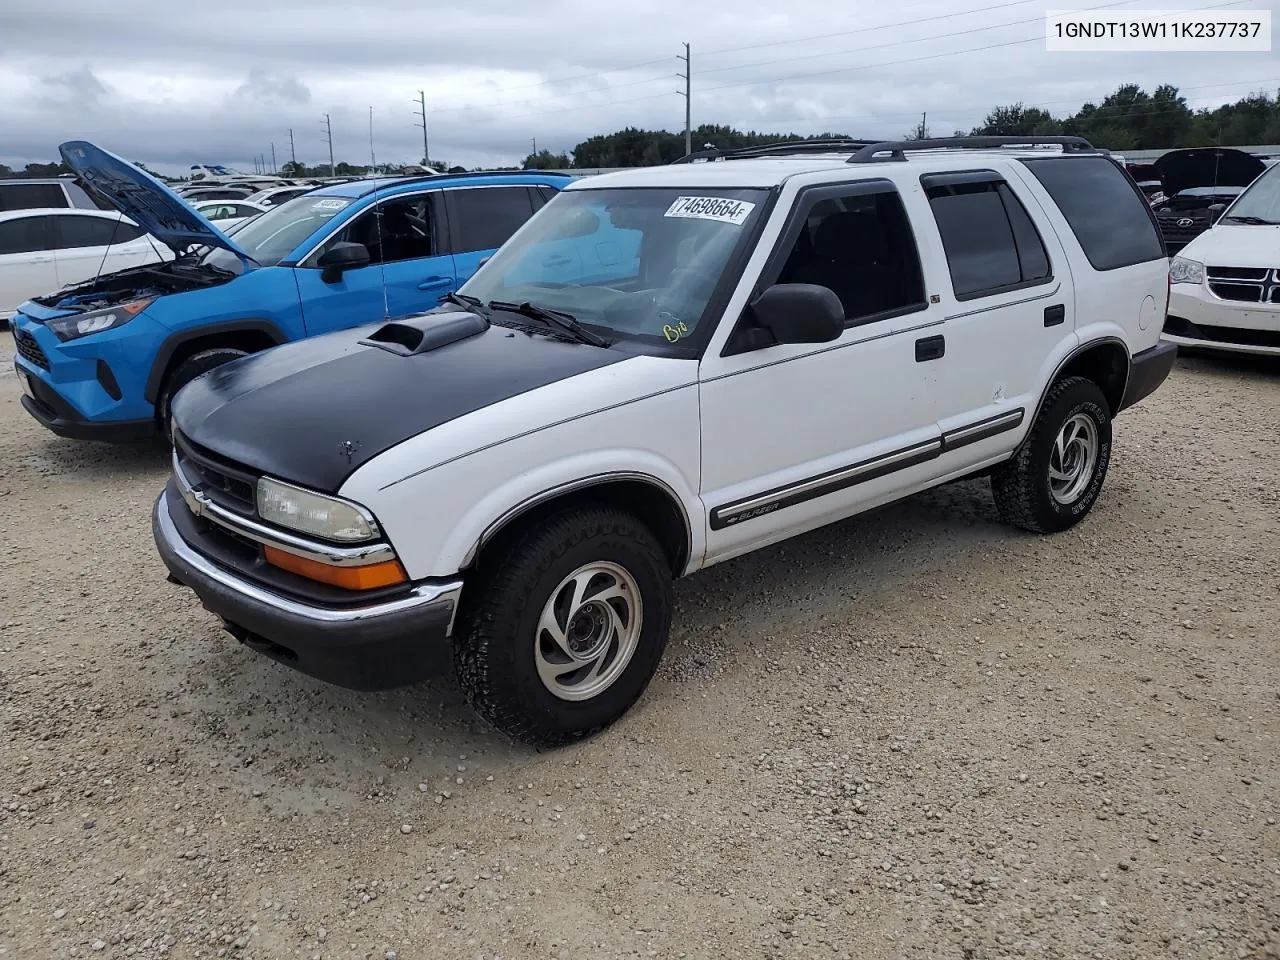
[453,505,674,747]
[156,347,250,443]
[990,376,1112,534]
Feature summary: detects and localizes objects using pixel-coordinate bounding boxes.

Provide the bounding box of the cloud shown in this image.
[1,0,1277,174]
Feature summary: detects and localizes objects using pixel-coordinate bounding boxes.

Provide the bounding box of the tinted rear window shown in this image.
[1020,156,1165,270]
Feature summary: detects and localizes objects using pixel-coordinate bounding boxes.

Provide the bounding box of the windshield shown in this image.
[457,186,770,349]
[1222,163,1280,223]
[201,193,356,269]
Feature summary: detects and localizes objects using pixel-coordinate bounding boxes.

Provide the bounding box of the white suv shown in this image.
[151,136,1176,746]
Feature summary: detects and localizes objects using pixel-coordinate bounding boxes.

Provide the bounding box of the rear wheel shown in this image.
[990,376,1112,534]
[156,347,249,443]
[453,505,674,747]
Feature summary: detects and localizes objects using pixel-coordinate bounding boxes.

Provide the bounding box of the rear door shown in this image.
[909,168,1076,474]
[51,214,157,287]
[442,185,541,284]
[0,215,59,316]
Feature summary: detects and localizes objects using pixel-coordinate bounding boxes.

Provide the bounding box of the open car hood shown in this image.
[59,140,255,264]
[1153,147,1266,197]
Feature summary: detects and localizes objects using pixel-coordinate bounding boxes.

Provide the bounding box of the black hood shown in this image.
[170,312,628,493]
[1153,147,1265,196]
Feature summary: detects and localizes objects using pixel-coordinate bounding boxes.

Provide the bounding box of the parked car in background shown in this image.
[176,185,258,203]
[2,207,168,321]
[244,185,317,208]
[1150,147,1267,254]
[11,140,574,443]
[0,177,102,212]
[190,198,267,230]
[1165,159,1280,355]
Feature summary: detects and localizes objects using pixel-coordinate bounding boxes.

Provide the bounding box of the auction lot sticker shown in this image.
[664,196,756,225]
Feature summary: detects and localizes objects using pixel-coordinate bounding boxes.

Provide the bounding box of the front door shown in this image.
[0,214,57,317]
[697,179,950,565]
[294,189,457,335]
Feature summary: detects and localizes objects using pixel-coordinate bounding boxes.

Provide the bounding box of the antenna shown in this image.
[322,113,335,178]
[414,90,431,168]
[677,42,691,157]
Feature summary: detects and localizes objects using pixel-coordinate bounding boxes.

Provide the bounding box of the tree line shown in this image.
[4,83,1277,181]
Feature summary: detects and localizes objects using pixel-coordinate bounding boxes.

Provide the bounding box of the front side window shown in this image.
[0,215,55,255]
[1220,163,1280,223]
[459,186,769,349]
[309,193,438,266]
[201,193,356,270]
[924,174,1052,301]
[447,186,537,253]
[773,187,927,323]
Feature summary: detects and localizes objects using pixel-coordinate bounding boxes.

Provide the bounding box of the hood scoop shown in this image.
[360,310,489,356]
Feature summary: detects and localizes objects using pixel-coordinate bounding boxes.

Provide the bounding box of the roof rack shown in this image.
[353,168,573,194]
[845,135,1098,164]
[670,139,882,164]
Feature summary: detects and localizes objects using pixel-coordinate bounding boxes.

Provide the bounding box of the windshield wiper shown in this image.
[1219,215,1278,225]
[487,300,611,348]
[441,291,488,316]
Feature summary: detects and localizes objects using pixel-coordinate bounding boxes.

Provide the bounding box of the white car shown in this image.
[152,135,1175,746]
[190,199,267,231]
[1,208,169,321]
[243,185,317,208]
[1165,160,1280,356]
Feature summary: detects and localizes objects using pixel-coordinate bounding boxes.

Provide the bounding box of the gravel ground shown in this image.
[1,331,1278,960]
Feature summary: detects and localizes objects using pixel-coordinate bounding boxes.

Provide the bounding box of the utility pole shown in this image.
[369,106,376,172]
[270,142,276,174]
[322,113,335,177]
[677,42,691,156]
[414,91,430,167]
[288,128,296,167]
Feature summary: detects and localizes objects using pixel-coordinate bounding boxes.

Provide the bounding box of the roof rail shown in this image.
[352,167,574,194]
[670,139,883,164]
[845,135,1098,164]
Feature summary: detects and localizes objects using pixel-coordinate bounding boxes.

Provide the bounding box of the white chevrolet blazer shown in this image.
[153,136,1177,746]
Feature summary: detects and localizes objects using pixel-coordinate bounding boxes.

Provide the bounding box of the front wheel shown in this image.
[453,505,674,747]
[156,347,249,443]
[990,376,1113,534]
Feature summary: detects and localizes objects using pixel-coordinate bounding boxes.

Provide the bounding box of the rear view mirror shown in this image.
[317,241,370,283]
[748,283,845,344]
[545,207,600,240]
[1207,202,1227,222]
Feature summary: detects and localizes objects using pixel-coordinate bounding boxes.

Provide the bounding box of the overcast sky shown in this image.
[1,0,1277,175]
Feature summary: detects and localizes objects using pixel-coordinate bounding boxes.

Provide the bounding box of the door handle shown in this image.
[1044,304,1066,327]
[542,255,571,267]
[915,334,945,362]
[29,256,53,263]
[417,275,452,290]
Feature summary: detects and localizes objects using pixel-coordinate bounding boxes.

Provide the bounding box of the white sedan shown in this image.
[190,199,267,231]
[0,208,170,321]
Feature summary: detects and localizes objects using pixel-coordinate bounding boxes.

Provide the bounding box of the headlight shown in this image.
[47,299,154,342]
[1169,257,1204,285]
[256,477,379,542]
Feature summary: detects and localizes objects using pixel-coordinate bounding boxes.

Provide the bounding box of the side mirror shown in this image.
[477,256,491,268]
[747,283,845,345]
[317,241,370,283]
[1207,202,1227,222]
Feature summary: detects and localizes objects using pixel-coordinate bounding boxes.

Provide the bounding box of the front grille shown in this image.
[1206,266,1280,304]
[173,430,259,516]
[13,328,49,370]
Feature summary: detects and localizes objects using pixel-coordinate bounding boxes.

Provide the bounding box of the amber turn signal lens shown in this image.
[263,546,408,590]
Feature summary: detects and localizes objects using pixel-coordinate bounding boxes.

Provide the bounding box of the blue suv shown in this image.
[11,140,574,442]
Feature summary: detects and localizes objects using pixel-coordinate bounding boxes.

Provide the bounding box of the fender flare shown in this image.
[1017,334,1131,454]
[144,319,287,404]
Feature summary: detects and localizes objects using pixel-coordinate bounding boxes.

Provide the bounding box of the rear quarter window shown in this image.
[1020,156,1165,270]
